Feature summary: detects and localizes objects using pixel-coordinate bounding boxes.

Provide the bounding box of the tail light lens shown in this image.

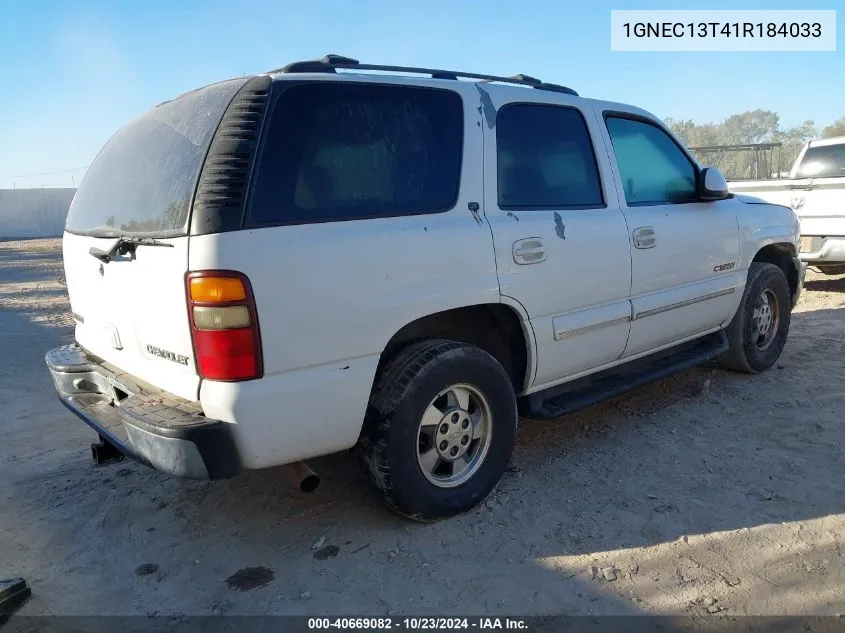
[186,271,263,381]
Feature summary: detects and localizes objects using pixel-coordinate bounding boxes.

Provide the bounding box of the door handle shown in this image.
[632,227,656,249]
[512,238,546,264]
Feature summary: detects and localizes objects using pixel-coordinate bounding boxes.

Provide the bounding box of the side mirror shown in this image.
[699,166,730,201]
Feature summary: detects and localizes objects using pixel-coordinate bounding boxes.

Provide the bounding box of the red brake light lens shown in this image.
[191,328,259,381]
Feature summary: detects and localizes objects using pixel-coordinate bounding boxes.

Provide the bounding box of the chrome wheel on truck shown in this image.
[416,384,493,488]
[752,288,780,352]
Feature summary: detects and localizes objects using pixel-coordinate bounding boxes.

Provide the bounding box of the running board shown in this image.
[519,331,728,420]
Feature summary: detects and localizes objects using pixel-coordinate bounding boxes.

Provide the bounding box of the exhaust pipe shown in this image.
[282,461,319,493]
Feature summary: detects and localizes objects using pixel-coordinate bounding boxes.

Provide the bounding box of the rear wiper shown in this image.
[89,237,174,263]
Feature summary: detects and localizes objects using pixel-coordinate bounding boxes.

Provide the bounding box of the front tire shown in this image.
[359,339,517,521]
[719,262,791,373]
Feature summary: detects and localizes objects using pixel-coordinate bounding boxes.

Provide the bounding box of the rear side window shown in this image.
[605,116,698,205]
[249,82,463,225]
[795,144,845,178]
[496,104,604,209]
[66,78,246,237]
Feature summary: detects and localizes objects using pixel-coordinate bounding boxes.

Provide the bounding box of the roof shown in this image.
[263,55,663,125]
[808,136,845,148]
[266,54,579,97]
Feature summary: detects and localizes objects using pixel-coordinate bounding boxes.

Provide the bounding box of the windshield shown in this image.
[65,77,247,237]
[794,143,845,179]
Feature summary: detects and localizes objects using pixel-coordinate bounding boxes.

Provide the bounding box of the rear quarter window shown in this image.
[248,82,464,225]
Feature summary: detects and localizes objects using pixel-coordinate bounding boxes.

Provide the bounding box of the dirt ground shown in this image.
[2,237,844,617]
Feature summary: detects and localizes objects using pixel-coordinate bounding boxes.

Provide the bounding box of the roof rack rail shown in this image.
[269,55,579,96]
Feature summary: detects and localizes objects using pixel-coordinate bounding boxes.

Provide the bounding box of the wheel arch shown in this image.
[377,302,534,395]
[752,242,799,301]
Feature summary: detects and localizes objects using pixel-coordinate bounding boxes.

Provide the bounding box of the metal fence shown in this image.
[687,142,787,181]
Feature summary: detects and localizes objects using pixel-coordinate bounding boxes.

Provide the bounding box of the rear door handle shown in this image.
[513,238,546,264]
[632,227,656,249]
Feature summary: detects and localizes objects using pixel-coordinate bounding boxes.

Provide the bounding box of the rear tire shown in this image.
[359,339,517,521]
[719,262,791,373]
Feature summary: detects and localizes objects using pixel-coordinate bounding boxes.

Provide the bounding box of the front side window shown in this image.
[496,104,604,209]
[795,144,845,178]
[605,116,698,205]
[249,82,464,225]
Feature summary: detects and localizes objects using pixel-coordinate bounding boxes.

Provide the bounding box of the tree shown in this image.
[721,109,780,145]
[774,120,817,173]
[664,117,721,147]
[663,118,696,145]
[664,110,818,179]
[822,117,845,139]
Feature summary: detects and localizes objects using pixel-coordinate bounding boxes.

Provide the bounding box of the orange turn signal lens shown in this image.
[189,277,247,303]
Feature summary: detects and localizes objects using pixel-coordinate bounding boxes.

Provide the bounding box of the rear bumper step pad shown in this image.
[45,344,240,480]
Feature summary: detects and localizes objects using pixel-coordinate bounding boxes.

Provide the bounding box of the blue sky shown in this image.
[1,0,842,188]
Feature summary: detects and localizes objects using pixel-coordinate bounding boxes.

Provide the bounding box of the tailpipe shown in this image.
[282,461,319,493]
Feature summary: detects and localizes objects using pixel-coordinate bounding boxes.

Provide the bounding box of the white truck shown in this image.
[730,136,845,275]
[46,56,805,521]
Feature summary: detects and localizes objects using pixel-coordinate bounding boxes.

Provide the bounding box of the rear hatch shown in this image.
[63,77,248,401]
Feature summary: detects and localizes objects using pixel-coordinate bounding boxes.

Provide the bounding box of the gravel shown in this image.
[2,238,845,616]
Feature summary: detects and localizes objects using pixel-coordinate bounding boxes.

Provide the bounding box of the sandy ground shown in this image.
[2,237,844,617]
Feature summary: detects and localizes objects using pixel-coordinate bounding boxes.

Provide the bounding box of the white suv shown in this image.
[46,55,805,520]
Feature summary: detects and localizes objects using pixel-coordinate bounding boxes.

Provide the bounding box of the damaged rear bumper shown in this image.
[45,344,241,480]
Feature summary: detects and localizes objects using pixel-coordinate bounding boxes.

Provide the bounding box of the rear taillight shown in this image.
[186,271,263,381]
